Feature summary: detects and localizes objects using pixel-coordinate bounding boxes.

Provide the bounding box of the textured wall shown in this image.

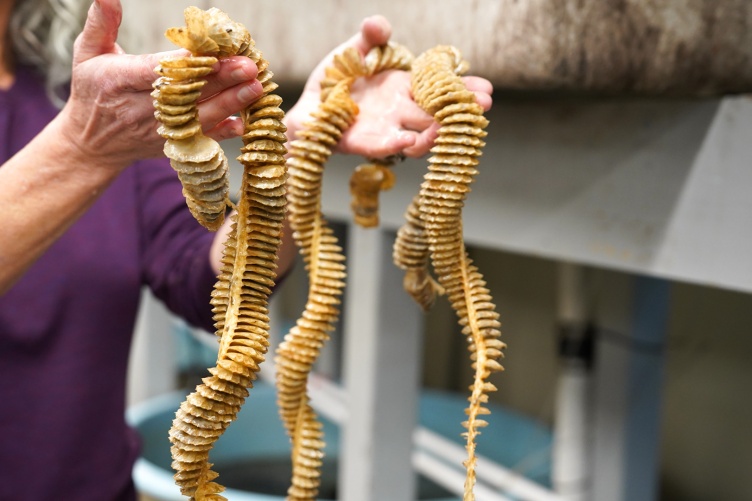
[123,0,752,95]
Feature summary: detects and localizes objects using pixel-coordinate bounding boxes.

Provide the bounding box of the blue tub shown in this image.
[128,382,551,500]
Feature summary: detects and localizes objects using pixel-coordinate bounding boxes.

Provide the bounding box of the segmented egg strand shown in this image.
[154,7,287,500]
[153,55,229,231]
[275,43,413,501]
[410,45,505,501]
[393,194,445,310]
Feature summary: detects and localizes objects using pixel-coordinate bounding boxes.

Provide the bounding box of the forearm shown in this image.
[0,116,121,294]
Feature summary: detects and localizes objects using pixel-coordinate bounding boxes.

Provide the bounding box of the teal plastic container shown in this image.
[128,382,551,500]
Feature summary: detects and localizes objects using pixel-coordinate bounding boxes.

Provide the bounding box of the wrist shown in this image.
[38,115,125,191]
[283,111,302,144]
[48,109,131,176]
[284,94,320,144]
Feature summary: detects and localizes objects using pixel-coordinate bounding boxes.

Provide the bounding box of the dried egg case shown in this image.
[153,8,502,499]
[392,194,445,310]
[274,44,412,501]
[153,7,287,500]
[407,45,505,500]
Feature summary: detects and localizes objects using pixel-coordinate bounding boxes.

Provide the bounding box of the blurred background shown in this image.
[122,2,752,501]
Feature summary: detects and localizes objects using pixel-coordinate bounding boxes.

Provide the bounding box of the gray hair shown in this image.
[9,0,90,107]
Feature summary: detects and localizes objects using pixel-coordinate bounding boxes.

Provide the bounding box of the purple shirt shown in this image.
[0,66,218,500]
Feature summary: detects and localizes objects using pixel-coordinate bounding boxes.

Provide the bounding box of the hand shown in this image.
[284,15,493,159]
[54,0,264,171]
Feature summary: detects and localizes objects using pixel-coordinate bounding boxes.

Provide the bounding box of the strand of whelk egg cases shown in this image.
[393,194,446,311]
[408,45,505,501]
[274,43,413,501]
[153,52,229,231]
[152,7,287,501]
[348,158,396,228]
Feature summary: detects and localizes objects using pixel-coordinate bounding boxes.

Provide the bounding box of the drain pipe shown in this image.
[552,263,594,501]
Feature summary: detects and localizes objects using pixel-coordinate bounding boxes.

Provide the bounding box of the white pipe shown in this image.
[553,262,592,501]
[415,428,567,501]
[557,262,587,323]
[551,364,591,501]
[412,450,515,501]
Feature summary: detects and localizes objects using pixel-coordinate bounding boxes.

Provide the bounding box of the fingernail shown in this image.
[231,67,251,81]
[237,80,262,102]
[230,61,258,81]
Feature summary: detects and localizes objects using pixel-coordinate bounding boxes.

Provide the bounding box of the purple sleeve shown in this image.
[135,158,218,332]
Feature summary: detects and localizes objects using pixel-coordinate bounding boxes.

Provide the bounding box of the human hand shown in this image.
[54,0,264,171]
[284,15,493,159]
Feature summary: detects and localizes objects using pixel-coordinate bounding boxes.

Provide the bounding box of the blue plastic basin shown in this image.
[128,382,551,500]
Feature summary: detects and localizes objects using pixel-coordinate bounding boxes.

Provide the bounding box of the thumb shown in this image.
[328,15,392,59]
[73,0,123,65]
[355,15,392,54]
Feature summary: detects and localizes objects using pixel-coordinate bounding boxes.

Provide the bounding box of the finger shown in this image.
[196,80,264,131]
[462,76,494,111]
[126,52,257,95]
[338,128,415,159]
[400,106,436,133]
[402,123,439,158]
[355,15,392,54]
[73,0,123,65]
[473,91,493,112]
[204,116,245,142]
[113,53,178,92]
[462,76,493,95]
[326,15,392,62]
[201,57,259,99]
